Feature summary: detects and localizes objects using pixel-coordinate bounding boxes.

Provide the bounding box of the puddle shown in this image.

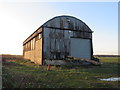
[100,77,120,81]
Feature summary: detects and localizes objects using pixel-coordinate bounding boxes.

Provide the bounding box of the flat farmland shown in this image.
[2,54,120,88]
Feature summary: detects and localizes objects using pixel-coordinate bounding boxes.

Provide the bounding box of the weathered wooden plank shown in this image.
[66,56,101,65]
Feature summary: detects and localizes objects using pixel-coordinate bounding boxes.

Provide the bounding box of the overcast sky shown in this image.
[0,1,118,55]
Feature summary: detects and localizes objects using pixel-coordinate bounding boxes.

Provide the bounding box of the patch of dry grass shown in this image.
[2,55,120,88]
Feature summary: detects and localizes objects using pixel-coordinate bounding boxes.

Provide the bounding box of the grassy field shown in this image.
[2,55,120,88]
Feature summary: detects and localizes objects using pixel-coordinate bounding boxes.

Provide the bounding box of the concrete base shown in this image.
[45,59,91,65]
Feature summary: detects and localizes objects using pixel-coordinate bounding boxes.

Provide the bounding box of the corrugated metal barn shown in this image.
[23,15,94,65]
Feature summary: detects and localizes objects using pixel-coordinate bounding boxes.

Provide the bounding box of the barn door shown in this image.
[70,38,91,59]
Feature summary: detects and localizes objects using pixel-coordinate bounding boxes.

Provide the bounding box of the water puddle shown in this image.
[100,77,120,81]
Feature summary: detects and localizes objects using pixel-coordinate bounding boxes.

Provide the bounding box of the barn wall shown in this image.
[43,16,93,60]
[43,27,70,60]
[23,28,43,65]
[35,38,42,65]
[23,38,42,65]
[43,27,92,60]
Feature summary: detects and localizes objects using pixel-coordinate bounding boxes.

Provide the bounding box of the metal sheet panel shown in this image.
[70,38,91,59]
[43,27,71,60]
[43,16,92,33]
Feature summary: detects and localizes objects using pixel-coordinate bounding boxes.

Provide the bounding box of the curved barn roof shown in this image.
[23,15,93,45]
[43,15,92,32]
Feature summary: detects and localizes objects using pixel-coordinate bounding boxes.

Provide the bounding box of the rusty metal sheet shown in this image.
[43,27,72,60]
[43,16,92,32]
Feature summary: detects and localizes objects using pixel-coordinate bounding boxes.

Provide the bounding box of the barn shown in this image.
[23,15,94,65]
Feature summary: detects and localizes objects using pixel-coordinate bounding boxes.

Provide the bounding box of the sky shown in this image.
[0,1,118,55]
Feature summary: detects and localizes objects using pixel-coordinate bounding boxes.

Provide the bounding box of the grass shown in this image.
[2,55,120,88]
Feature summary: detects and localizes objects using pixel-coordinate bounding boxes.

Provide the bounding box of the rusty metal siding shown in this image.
[43,16,93,60]
[43,27,92,60]
[44,16,92,32]
[43,27,71,60]
[43,16,92,39]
